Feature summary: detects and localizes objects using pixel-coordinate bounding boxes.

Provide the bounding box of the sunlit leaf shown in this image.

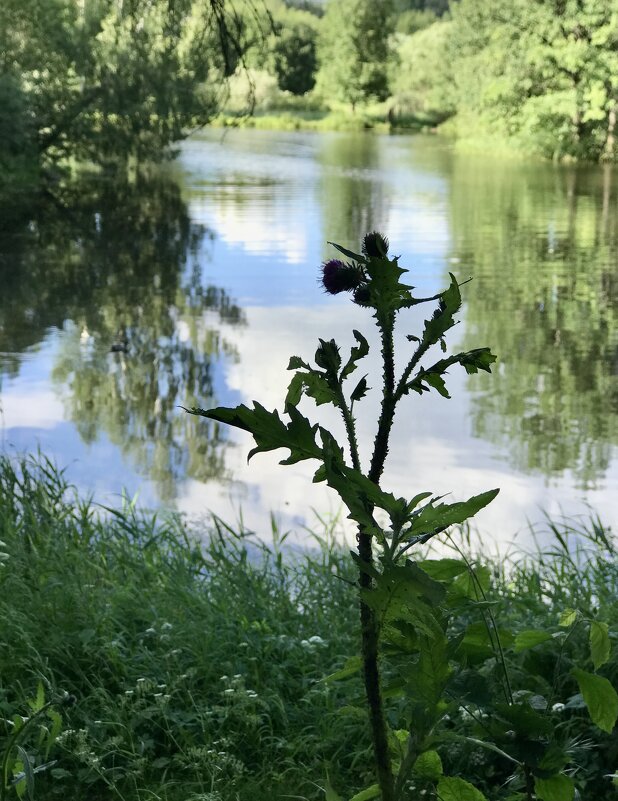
[437,776,488,801]
[348,784,380,801]
[572,667,618,733]
[589,621,610,669]
[534,774,574,801]
[412,749,443,780]
[514,630,553,652]
[559,608,578,627]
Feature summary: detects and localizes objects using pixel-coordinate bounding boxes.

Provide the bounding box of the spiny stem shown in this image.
[369,313,396,485]
[358,528,395,801]
[336,387,361,472]
[395,337,432,403]
[357,310,398,801]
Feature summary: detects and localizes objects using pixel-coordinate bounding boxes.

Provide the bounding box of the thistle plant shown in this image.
[187,234,616,800]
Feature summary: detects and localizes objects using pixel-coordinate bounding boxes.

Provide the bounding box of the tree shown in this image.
[390,20,456,121]
[315,0,394,112]
[0,0,265,178]
[273,21,318,94]
[449,0,618,162]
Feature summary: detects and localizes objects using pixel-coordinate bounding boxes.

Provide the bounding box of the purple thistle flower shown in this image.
[320,259,364,294]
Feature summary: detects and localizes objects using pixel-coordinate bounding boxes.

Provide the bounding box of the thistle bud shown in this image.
[362,231,389,259]
[353,286,372,306]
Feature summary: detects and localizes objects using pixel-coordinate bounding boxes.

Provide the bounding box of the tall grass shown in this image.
[0,455,616,799]
[0,455,370,800]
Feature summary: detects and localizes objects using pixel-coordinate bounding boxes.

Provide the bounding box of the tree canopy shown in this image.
[0,0,262,181]
[3,0,618,171]
[315,0,394,112]
[448,0,618,161]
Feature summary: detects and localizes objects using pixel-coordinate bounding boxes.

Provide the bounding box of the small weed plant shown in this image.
[188,234,618,801]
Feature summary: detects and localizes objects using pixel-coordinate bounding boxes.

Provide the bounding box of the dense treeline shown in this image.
[1,0,618,186]
[232,0,618,163]
[0,0,266,190]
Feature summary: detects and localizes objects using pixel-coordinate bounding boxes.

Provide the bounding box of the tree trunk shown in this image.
[602,101,617,162]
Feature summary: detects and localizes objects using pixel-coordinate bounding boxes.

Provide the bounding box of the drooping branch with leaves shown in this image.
[187,234,618,800]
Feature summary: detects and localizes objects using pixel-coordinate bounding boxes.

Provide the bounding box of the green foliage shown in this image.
[437,776,488,801]
[273,20,318,95]
[449,0,618,162]
[390,22,456,122]
[187,229,618,801]
[0,0,264,175]
[572,668,618,734]
[1,456,617,799]
[0,681,73,801]
[395,9,438,35]
[315,0,394,112]
[0,455,366,801]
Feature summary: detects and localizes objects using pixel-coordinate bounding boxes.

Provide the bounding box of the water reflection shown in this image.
[1,132,617,533]
[0,172,245,498]
[318,134,387,250]
[450,159,618,487]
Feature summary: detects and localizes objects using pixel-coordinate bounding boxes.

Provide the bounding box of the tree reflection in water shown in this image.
[0,171,245,499]
[451,160,618,488]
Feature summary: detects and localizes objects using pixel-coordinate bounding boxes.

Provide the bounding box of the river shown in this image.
[1,129,616,548]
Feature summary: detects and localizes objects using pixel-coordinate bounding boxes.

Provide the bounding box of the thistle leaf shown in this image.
[187,402,322,466]
[341,329,370,380]
[404,489,499,542]
[327,241,367,263]
[406,348,497,397]
[350,375,369,403]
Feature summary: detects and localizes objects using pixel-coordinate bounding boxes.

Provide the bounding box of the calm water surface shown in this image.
[1,130,617,547]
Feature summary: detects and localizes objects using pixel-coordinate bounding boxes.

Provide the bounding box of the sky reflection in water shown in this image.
[1,130,617,549]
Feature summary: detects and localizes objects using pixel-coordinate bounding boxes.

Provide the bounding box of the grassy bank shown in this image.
[208,109,438,134]
[1,455,617,800]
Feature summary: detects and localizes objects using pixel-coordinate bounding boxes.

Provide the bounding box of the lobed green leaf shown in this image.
[404,489,499,543]
[341,329,370,380]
